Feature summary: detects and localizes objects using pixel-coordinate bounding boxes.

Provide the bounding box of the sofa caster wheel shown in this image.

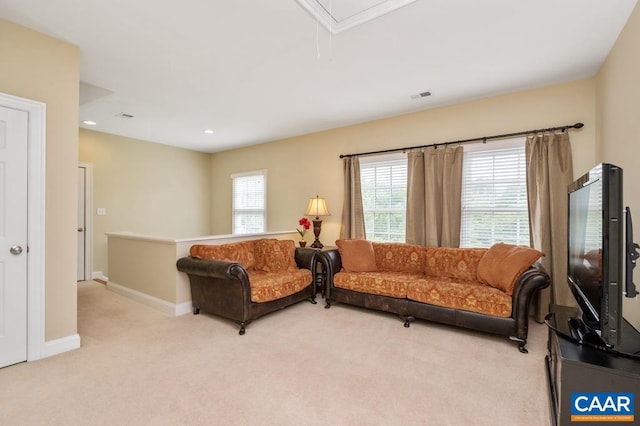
[402,316,414,328]
[238,321,250,335]
[309,296,318,305]
[193,307,200,315]
[324,301,332,309]
[509,336,528,353]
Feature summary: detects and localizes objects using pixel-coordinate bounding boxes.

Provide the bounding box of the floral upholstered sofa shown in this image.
[320,240,550,352]
[176,239,317,335]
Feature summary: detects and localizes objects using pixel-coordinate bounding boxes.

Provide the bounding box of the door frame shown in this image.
[0,92,46,361]
[78,162,93,281]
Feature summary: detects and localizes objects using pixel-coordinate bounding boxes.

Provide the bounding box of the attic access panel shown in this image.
[296,0,416,34]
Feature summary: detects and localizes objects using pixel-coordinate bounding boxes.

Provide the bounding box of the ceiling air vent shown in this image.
[116,112,135,119]
[410,91,431,100]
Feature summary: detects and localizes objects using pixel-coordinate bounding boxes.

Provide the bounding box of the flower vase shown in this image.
[299,241,307,247]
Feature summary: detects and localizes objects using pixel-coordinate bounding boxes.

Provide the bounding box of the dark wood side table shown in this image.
[308,246,336,298]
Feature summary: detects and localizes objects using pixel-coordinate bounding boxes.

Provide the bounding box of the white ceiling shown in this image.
[0,0,637,153]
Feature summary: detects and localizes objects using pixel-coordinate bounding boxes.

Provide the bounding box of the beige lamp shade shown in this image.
[306,196,330,218]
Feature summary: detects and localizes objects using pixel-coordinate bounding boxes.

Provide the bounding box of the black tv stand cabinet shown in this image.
[545,305,640,425]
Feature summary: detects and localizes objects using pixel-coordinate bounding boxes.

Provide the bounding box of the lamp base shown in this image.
[311,218,324,249]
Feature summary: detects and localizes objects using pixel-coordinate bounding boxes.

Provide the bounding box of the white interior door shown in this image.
[77,167,86,281]
[0,105,29,368]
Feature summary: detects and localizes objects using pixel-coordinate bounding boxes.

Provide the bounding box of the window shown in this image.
[460,139,529,248]
[360,154,407,242]
[232,170,266,234]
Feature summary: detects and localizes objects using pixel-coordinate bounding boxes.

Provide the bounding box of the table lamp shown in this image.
[306,195,330,248]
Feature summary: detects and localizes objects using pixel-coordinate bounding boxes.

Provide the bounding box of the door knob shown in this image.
[78,228,84,232]
[10,245,23,255]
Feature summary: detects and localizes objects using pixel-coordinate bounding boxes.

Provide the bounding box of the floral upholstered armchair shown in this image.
[177,239,317,334]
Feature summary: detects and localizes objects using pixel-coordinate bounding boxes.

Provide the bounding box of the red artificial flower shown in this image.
[298,217,311,229]
[297,217,311,239]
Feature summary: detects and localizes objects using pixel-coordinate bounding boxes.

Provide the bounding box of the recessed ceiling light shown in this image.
[83,120,97,126]
[204,129,214,134]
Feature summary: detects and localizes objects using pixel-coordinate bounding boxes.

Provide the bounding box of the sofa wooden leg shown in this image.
[402,316,415,328]
[324,299,332,309]
[239,322,247,335]
[193,307,200,315]
[509,336,528,353]
[308,295,318,304]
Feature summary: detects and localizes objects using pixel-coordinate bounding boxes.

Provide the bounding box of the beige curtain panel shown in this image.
[406,146,463,247]
[340,156,366,240]
[526,131,575,322]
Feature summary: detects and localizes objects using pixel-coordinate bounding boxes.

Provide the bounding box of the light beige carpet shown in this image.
[0,281,550,425]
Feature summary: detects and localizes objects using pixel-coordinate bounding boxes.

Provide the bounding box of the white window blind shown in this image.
[232,170,266,234]
[460,140,529,248]
[360,155,407,242]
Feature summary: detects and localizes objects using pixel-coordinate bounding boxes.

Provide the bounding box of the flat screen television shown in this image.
[567,162,623,348]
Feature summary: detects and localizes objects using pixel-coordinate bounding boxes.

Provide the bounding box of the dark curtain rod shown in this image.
[338,122,584,159]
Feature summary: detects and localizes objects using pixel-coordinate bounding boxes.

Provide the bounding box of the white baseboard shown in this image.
[43,334,81,358]
[92,271,108,282]
[106,281,192,317]
[175,301,194,316]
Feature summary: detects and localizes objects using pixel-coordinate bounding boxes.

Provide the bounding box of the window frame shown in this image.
[360,153,408,243]
[231,169,267,235]
[460,137,530,248]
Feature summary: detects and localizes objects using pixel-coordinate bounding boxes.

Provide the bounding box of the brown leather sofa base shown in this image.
[320,248,550,353]
[177,248,317,335]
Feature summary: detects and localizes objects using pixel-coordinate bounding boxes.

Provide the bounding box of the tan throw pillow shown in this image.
[254,239,297,272]
[335,239,378,272]
[477,243,544,295]
[224,241,256,270]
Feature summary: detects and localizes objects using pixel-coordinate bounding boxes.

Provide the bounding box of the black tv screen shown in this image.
[567,163,623,347]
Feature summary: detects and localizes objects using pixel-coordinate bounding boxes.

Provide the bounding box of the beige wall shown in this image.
[596,2,640,328]
[107,235,181,304]
[79,129,212,276]
[211,79,597,248]
[0,19,79,341]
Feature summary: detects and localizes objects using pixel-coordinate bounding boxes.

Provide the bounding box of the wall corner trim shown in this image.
[43,334,81,359]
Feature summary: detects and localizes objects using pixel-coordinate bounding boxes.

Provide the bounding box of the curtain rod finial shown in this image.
[574,122,584,129]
